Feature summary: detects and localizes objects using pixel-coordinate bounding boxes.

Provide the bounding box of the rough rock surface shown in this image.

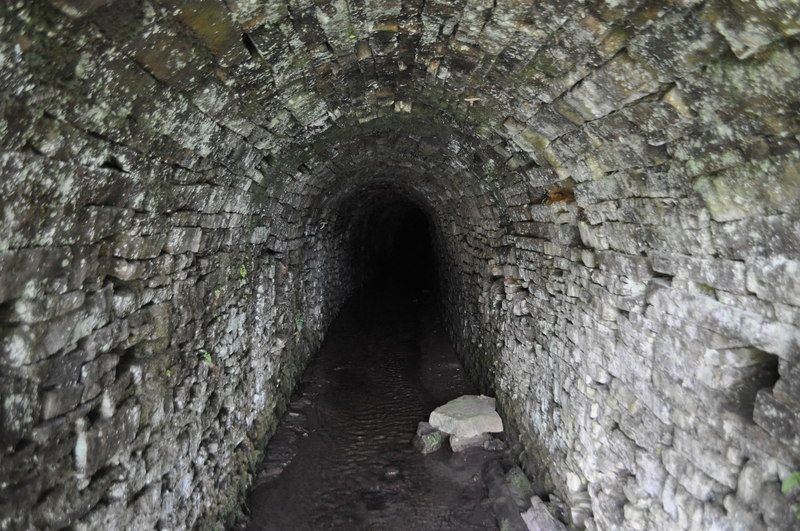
[413,421,446,455]
[484,437,507,452]
[522,496,568,531]
[0,0,799,529]
[429,395,504,438]
[506,466,536,509]
[450,432,493,453]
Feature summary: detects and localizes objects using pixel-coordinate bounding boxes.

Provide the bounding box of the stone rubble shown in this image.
[416,395,507,454]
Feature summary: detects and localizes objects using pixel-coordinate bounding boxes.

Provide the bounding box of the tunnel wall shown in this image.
[0,4,358,528]
[0,101,355,528]
[432,46,800,531]
[2,0,800,530]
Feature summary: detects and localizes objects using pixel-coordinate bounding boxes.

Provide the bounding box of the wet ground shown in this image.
[239,287,501,530]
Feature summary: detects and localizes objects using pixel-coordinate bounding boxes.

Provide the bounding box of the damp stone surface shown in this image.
[1,0,800,529]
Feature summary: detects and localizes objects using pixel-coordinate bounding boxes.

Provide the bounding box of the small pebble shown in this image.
[384,466,401,480]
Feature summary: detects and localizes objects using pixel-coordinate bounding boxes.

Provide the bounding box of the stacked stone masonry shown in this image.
[0,0,798,529]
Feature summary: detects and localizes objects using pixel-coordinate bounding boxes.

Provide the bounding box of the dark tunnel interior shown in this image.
[242,192,496,530]
[4,1,799,529]
[346,192,438,295]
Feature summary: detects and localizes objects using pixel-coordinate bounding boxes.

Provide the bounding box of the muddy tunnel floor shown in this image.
[239,287,501,530]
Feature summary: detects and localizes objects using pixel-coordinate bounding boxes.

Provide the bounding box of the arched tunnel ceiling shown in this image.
[291,120,513,226]
[5,0,799,237]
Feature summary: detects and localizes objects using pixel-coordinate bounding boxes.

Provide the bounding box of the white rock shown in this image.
[449,433,491,452]
[429,395,503,438]
[565,471,584,493]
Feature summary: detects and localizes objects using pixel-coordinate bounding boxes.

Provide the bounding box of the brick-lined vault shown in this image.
[1,0,799,529]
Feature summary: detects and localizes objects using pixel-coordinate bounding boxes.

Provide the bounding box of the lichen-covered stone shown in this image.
[412,421,446,454]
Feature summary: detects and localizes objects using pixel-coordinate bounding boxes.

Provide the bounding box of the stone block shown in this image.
[662,449,723,502]
[113,234,167,260]
[41,386,84,420]
[746,255,800,306]
[412,421,446,454]
[672,429,739,490]
[753,390,800,449]
[50,0,107,18]
[429,395,503,438]
[693,154,800,222]
[651,252,747,294]
[652,287,800,361]
[596,250,651,282]
[0,248,71,304]
[705,0,800,59]
[521,496,567,531]
[449,432,491,452]
[76,402,141,478]
[163,228,202,254]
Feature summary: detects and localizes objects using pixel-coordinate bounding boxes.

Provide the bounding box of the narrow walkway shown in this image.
[240,288,499,530]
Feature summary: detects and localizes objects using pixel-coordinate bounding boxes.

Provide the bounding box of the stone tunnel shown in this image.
[1,0,799,529]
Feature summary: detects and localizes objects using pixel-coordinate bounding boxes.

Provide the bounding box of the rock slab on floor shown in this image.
[429,395,503,438]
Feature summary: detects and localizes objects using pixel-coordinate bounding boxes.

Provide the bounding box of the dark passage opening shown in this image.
[350,195,437,294]
[239,194,503,530]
